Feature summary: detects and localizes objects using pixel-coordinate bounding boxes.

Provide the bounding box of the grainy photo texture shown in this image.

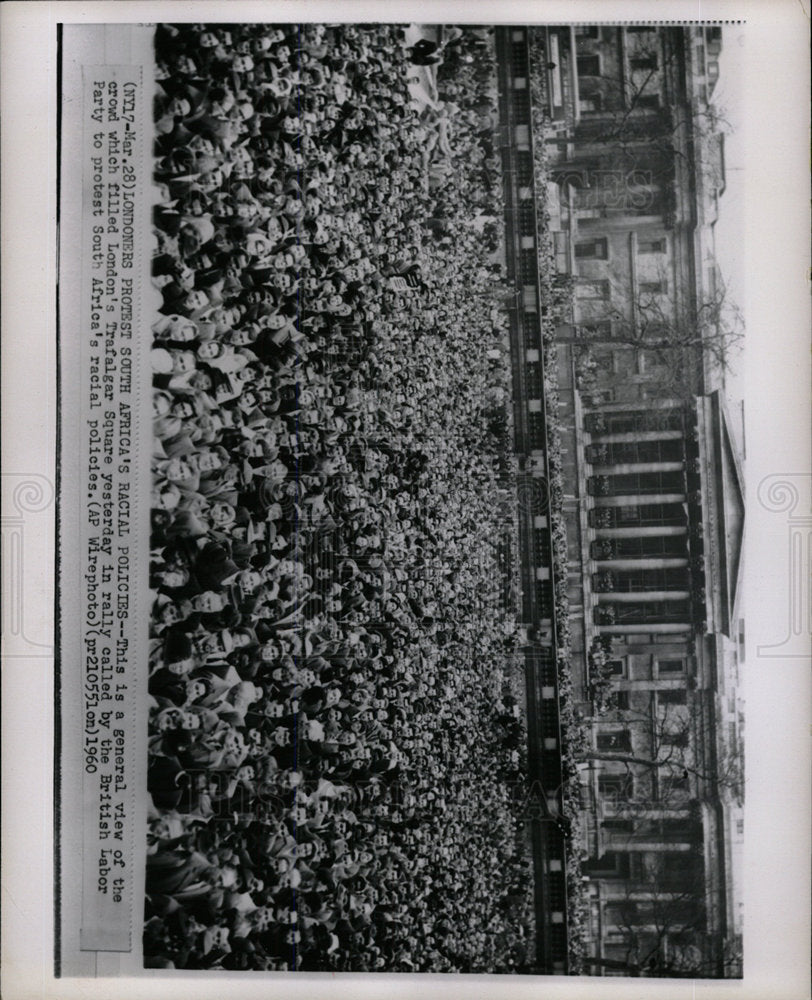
[58,21,745,978]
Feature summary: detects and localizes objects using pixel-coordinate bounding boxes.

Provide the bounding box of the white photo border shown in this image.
[2,2,810,999]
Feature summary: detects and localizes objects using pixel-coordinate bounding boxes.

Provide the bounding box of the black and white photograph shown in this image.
[63,18,747,976]
[1,3,810,999]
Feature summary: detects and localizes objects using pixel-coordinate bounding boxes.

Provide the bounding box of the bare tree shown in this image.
[579,698,743,978]
[581,857,742,977]
[569,266,744,402]
[621,271,740,387]
[570,28,732,171]
[583,860,705,975]
[581,696,743,802]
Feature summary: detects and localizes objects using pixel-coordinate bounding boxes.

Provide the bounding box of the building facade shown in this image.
[537,25,743,976]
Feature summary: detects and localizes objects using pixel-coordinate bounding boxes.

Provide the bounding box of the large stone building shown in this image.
[537,25,744,976]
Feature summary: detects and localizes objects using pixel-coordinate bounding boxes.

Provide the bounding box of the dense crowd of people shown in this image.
[145,22,533,971]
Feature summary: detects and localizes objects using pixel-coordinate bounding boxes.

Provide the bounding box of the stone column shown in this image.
[595,558,689,570]
[596,526,688,537]
[593,461,683,476]
[598,623,691,635]
[594,493,684,508]
[586,399,683,413]
[589,430,684,444]
[596,591,691,603]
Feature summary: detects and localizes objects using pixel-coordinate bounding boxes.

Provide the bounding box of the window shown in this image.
[639,348,671,375]
[612,349,638,377]
[657,852,700,889]
[597,730,632,752]
[579,95,604,114]
[575,25,600,38]
[598,774,634,800]
[575,237,609,260]
[606,901,638,926]
[658,688,688,705]
[656,632,692,645]
[603,947,634,973]
[590,347,614,371]
[638,238,666,254]
[662,774,689,798]
[636,93,661,110]
[631,55,658,71]
[587,389,616,405]
[658,817,695,841]
[613,384,648,404]
[576,279,610,300]
[602,818,634,834]
[579,320,613,339]
[614,690,631,710]
[640,279,667,295]
[606,659,625,676]
[577,55,601,77]
[584,850,631,878]
[660,729,689,748]
[657,658,686,674]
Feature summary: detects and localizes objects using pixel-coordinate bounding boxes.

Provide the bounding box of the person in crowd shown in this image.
[147,21,533,974]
